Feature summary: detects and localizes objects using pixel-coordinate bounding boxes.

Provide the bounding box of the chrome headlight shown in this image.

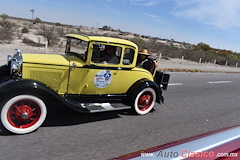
[9,49,23,75]
[7,55,12,65]
[13,49,23,64]
[10,61,20,74]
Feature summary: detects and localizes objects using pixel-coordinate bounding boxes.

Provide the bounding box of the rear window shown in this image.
[123,48,135,65]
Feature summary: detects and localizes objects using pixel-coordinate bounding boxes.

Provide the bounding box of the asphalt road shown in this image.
[0,72,240,160]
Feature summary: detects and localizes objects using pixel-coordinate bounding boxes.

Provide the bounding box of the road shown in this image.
[0,72,240,160]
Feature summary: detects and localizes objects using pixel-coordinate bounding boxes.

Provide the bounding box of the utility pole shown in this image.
[97,22,99,29]
[30,9,35,21]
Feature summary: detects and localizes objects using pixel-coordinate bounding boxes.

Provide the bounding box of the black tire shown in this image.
[0,67,4,84]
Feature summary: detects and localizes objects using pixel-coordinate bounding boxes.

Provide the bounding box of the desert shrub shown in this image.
[215,55,239,66]
[34,18,42,25]
[22,38,44,47]
[218,49,233,57]
[16,30,23,39]
[227,58,240,66]
[129,37,183,58]
[22,27,29,33]
[128,36,240,66]
[37,24,59,46]
[76,27,81,32]
[56,22,62,26]
[195,42,211,51]
[215,56,228,65]
[56,27,65,37]
[101,25,112,30]
[0,14,16,43]
[184,50,208,62]
[65,28,77,35]
[129,37,148,49]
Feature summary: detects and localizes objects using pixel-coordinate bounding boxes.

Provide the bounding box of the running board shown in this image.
[83,103,131,113]
[65,98,131,113]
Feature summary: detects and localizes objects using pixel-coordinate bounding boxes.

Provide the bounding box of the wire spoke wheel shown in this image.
[133,88,156,115]
[7,99,41,129]
[1,95,47,134]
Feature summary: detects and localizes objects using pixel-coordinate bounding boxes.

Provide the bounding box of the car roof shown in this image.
[66,34,138,49]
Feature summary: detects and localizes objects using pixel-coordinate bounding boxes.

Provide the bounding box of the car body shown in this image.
[0,34,170,134]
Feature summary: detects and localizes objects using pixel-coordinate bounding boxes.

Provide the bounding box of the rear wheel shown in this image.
[133,87,156,115]
[0,95,47,134]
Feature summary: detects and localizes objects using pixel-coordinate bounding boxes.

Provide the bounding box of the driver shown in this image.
[99,45,119,64]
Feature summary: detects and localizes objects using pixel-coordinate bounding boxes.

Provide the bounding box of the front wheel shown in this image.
[0,95,47,134]
[133,87,156,115]
[0,66,4,84]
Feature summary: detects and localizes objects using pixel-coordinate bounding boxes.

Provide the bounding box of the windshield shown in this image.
[65,38,89,61]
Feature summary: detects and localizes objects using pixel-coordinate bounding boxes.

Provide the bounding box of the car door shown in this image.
[83,44,145,95]
[81,43,123,94]
[67,42,152,95]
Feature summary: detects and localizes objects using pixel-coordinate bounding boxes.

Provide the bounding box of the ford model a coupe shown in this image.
[0,34,170,134]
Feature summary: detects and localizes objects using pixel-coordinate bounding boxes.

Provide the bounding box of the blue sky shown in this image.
[1,0,240,52]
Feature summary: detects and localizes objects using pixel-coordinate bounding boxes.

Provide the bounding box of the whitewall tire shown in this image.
[133,87,156,115]
[1,95,47,134]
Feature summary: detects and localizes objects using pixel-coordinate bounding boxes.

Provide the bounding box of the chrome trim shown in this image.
[8,49,23,76]
[13,49,23,64]
[7,55,12,64]
[10,61,19,74]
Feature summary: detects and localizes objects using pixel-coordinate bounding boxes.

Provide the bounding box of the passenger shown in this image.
[136,49,158,74]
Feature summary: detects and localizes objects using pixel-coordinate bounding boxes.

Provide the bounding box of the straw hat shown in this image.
[139,49,150,56]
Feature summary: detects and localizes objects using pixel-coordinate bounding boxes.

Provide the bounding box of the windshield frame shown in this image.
[65,37,89,61]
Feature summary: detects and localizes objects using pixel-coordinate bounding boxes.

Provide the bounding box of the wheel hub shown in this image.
[139,95,150,106]
[137,91,154,111]
[21,112,29,119]
[145,99,149,105]
[15,105,34,121]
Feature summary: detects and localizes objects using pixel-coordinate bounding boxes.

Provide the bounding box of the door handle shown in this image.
[70,62,77,70]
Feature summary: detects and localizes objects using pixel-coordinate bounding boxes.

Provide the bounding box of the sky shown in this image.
[1,0,240,52]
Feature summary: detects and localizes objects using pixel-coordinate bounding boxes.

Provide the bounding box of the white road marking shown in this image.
[168,83,183,86]
[208,81,232,84]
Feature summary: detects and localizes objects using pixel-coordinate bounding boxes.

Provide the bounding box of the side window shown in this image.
[91,44,121,65]
[123,48,135,65]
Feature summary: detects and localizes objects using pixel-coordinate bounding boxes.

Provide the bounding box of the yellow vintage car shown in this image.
[0,34,169,134]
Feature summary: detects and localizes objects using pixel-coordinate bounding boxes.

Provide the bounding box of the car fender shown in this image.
[0,65,10,84]
[127,78,162,104]
[0,67,4,84]
[0,79,64,104]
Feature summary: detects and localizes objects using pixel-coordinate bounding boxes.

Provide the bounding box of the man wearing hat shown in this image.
[137,49,158,74]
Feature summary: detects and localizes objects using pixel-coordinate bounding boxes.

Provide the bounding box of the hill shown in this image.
[1,14,240,68]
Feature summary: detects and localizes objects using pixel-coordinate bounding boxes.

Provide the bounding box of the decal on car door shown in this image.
[94,70,112,88]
